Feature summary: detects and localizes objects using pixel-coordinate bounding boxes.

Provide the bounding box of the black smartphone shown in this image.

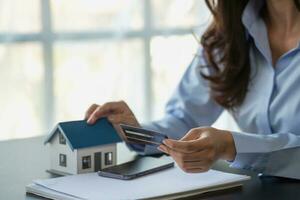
[97,156,174,180]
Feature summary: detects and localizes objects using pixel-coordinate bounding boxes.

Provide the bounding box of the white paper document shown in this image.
[27,166,250,200]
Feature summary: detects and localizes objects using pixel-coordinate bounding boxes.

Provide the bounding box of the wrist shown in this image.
[222,131,237,161]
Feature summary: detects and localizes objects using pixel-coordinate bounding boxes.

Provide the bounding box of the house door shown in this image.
[94,152,102,172]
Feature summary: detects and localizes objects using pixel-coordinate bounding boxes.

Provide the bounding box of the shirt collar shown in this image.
[242,0,265,33]
[242,0,300,65]
[242,0,273,64]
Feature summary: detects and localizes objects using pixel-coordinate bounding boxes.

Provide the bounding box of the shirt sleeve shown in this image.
[127,47,223,155]
[230,131,300,179]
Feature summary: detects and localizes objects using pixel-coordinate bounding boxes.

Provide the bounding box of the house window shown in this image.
[59,132,66,145]
[59,154,67,167]
[82,156,91,169]
[105,152,113,166]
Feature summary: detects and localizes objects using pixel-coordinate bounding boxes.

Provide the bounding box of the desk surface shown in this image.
[0,136,299,200]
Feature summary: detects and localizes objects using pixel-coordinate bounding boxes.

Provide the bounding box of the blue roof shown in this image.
[44,118,122,150]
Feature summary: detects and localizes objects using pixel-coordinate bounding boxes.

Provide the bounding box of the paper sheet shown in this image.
[26,183,80,200]
[32,166,250,200]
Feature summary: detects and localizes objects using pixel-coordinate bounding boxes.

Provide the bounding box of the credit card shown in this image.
[120,124,168,147]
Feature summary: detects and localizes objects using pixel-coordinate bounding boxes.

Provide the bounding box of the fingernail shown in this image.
[163,139,171,146]
[157,146,166,153]
[87,118,93,124]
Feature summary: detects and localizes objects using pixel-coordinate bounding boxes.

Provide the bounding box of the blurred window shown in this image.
[0,0,212,140]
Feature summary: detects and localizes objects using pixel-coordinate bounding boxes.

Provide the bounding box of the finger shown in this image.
[84,104,99,120]
[169,150,213,174]
[181,160,208,169]
[175,150,209,162]
[165,146,207,163]
[107,114,125,124]
[168,151,203,173]
[108,114,137,125]
[87,106,101,124]
[163,139,204,153]
[157,145,168,154]
[183,168,208,173]
[157,146,166,153]
[87,102,123,124]
[180,129,199,141]
[164,146,212,172]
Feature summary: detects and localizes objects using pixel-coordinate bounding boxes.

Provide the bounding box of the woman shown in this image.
[86,0,300,179]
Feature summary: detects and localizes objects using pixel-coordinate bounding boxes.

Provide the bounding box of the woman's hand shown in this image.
[84,101,140,141]
[158,127,236,173]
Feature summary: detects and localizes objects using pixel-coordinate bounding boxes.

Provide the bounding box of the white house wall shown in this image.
[77,144,117,174]
[49,132,77,174]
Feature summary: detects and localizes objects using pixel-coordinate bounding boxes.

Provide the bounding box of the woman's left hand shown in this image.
[158,127,236,173]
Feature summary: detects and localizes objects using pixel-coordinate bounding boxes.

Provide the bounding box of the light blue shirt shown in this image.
[130,0,300,179]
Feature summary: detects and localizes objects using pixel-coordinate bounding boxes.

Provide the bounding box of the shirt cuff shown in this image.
[229,152,269,172]
[230,131,270,172]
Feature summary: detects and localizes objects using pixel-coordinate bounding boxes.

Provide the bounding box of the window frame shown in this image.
[58,132,66,145]
[0,0,201,134]
[82,155,92,169]
[104,152,113,166]
[59,153,67,167]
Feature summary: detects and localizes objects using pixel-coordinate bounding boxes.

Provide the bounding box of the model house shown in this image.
[44,118,122,175]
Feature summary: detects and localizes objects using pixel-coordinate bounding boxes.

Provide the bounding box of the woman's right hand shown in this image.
[84,101,140,141]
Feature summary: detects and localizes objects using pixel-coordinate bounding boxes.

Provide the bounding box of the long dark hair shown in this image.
[201,0,300,109]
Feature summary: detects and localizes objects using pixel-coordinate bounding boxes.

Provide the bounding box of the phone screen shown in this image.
[98,156,174,180]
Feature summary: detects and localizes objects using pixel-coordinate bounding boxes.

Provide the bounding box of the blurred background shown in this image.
[0,0,238,141]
